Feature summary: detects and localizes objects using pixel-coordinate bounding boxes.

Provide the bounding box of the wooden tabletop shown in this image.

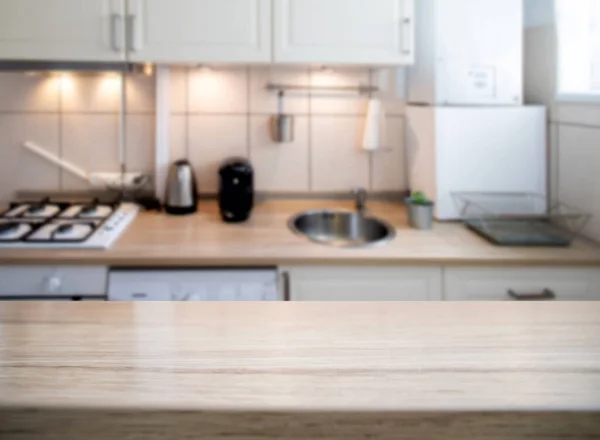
[1,302,599,412]
[1,302,599,440]
[0,200,599,267]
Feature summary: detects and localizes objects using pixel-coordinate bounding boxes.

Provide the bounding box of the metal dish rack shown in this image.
[452,192,591,247]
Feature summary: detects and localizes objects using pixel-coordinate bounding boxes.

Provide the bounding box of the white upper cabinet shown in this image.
[0,0,415,64]
[274,0,415,65]
[0,0,126,61]
[126,0,272,63]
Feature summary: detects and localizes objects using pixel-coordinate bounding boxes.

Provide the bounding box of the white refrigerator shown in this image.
[406,106,548,220]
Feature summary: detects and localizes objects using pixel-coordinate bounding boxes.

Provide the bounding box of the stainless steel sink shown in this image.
[289,210,396,248]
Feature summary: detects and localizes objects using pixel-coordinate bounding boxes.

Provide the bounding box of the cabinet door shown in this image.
[434,0,523,105]
[0,0,126,61]
[0,266,108,296]
[445,267,600,301]
[274,0,414,65]
[283,267,442,301]
[127,0,271,63]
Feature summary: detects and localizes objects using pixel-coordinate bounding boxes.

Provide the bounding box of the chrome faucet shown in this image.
[353,188,367,215]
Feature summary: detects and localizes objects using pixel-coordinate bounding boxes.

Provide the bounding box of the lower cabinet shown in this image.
[444,267,600,301]
[0,266,107,298]
[280,266,600,301]
[281,266,443,301]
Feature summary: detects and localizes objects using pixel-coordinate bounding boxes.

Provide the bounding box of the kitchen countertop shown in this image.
[0,200,600,267]
[0,302,599,440]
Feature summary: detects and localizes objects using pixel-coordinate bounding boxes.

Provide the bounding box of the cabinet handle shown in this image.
[111,14,124,52]
[126,14,142,52]
[282,271,291,301]
[401,17,412,55]
[507,289,556,301]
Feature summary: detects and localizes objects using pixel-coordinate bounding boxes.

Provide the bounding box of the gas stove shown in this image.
[0,198,139,249]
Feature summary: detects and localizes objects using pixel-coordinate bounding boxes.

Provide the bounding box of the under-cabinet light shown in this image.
[142,63,154,77]
[58,73,74,92]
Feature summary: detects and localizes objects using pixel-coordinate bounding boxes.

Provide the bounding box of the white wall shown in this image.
[524,0,600,242]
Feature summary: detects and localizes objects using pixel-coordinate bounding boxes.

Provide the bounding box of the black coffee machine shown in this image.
[218,158,254,223]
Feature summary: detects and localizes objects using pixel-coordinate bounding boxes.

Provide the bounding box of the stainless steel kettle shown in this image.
[165,160,198,215]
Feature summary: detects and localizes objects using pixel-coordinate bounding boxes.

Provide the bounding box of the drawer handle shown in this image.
[111,13,124,52]
[401,17,412,54]
[507,289,556,301]
[282,271,291,302]
[126,14,142,52]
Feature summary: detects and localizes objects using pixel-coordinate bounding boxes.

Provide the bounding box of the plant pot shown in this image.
[406,198,434,230]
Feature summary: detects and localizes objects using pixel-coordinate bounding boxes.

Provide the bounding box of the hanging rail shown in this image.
[266,82,378,95]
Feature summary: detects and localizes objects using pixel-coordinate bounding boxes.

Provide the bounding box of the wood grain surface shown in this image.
[0,302,599,439]
[1,302,599,412]
[0,200,599,267]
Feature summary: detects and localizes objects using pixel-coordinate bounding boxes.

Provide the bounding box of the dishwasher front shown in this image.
[107,269,280,301]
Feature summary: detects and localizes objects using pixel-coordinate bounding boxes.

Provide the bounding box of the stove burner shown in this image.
[50,223,75,240]
[55,224,74,235]
[27,204,45,215]
[80,198,100,216]
[26,197,51,216]
[0,222,19,236]
[49,222,96,240]
[80,206,96,215]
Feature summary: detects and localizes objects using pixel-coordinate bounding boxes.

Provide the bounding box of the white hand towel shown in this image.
[362,99,386,151]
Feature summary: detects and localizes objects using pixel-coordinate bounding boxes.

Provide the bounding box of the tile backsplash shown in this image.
[169,66,407,195]
[0,66,407,203]
[0,72,155,203]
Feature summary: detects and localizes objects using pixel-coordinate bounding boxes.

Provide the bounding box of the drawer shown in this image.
[284,266,443,301]
[445,267,600,301]
[0,266,107,296]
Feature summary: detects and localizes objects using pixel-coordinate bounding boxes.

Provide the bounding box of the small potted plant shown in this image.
[406,191,434,230]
